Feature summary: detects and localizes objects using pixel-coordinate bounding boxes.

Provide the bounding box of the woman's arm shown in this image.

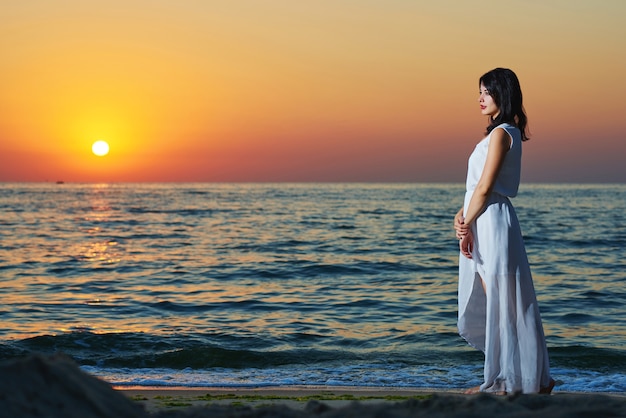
[457,128,510,258]
[462,127,511,226]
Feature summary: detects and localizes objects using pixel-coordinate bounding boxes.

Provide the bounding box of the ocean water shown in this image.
[0,183,624,393]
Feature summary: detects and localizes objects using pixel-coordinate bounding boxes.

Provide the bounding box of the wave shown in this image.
[2,332,624,375]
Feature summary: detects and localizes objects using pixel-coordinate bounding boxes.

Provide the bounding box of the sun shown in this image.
[92,140,110,157]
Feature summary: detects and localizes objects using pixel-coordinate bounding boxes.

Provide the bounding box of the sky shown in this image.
[1,0,625,183]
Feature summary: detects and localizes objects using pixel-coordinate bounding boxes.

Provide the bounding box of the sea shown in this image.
[0,183,624,393]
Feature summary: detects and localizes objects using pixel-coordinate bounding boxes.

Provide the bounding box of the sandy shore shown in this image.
[119,385,454,414]
[119,386,626,417]
[1,354,625,418]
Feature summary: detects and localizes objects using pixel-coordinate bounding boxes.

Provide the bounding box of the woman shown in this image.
[454,68,554,395]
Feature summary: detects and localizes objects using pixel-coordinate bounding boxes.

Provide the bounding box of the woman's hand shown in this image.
[455,208,473,258]
[454,208,470,239]
[460,229,474,259]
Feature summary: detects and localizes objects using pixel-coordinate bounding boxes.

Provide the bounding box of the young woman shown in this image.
[453,68,554,395]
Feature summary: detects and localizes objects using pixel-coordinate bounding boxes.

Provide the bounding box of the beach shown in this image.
[120,386,446,414]
[2,354,625,418]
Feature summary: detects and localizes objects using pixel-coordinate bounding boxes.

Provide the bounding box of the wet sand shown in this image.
[119,385,451,413]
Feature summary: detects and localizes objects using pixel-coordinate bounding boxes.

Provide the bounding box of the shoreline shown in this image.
[116,384,626,397]
[1,355,625,418]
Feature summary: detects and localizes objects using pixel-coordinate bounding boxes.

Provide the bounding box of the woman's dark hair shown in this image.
[479,68,530,141]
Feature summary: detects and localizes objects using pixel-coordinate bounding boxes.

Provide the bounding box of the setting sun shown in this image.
[92,141,110,157]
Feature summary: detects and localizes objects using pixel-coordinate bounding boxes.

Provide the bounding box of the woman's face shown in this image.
[478,83,500,118]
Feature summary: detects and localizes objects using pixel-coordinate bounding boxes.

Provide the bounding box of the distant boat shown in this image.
[56,181,65,184]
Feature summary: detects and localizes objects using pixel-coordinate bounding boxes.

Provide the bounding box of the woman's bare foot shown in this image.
[464,386,509,396]
[539,378,556,394]
[464,386,481,394]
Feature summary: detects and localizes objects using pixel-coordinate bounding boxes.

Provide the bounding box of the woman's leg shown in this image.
[464,276,489,394]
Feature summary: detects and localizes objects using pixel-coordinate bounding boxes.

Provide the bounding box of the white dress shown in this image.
[458,123,552,394]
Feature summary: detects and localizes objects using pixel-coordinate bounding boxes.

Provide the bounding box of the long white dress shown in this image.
[458,123,552,394]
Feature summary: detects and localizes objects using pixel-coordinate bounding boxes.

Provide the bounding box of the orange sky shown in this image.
[1,1,625,183]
